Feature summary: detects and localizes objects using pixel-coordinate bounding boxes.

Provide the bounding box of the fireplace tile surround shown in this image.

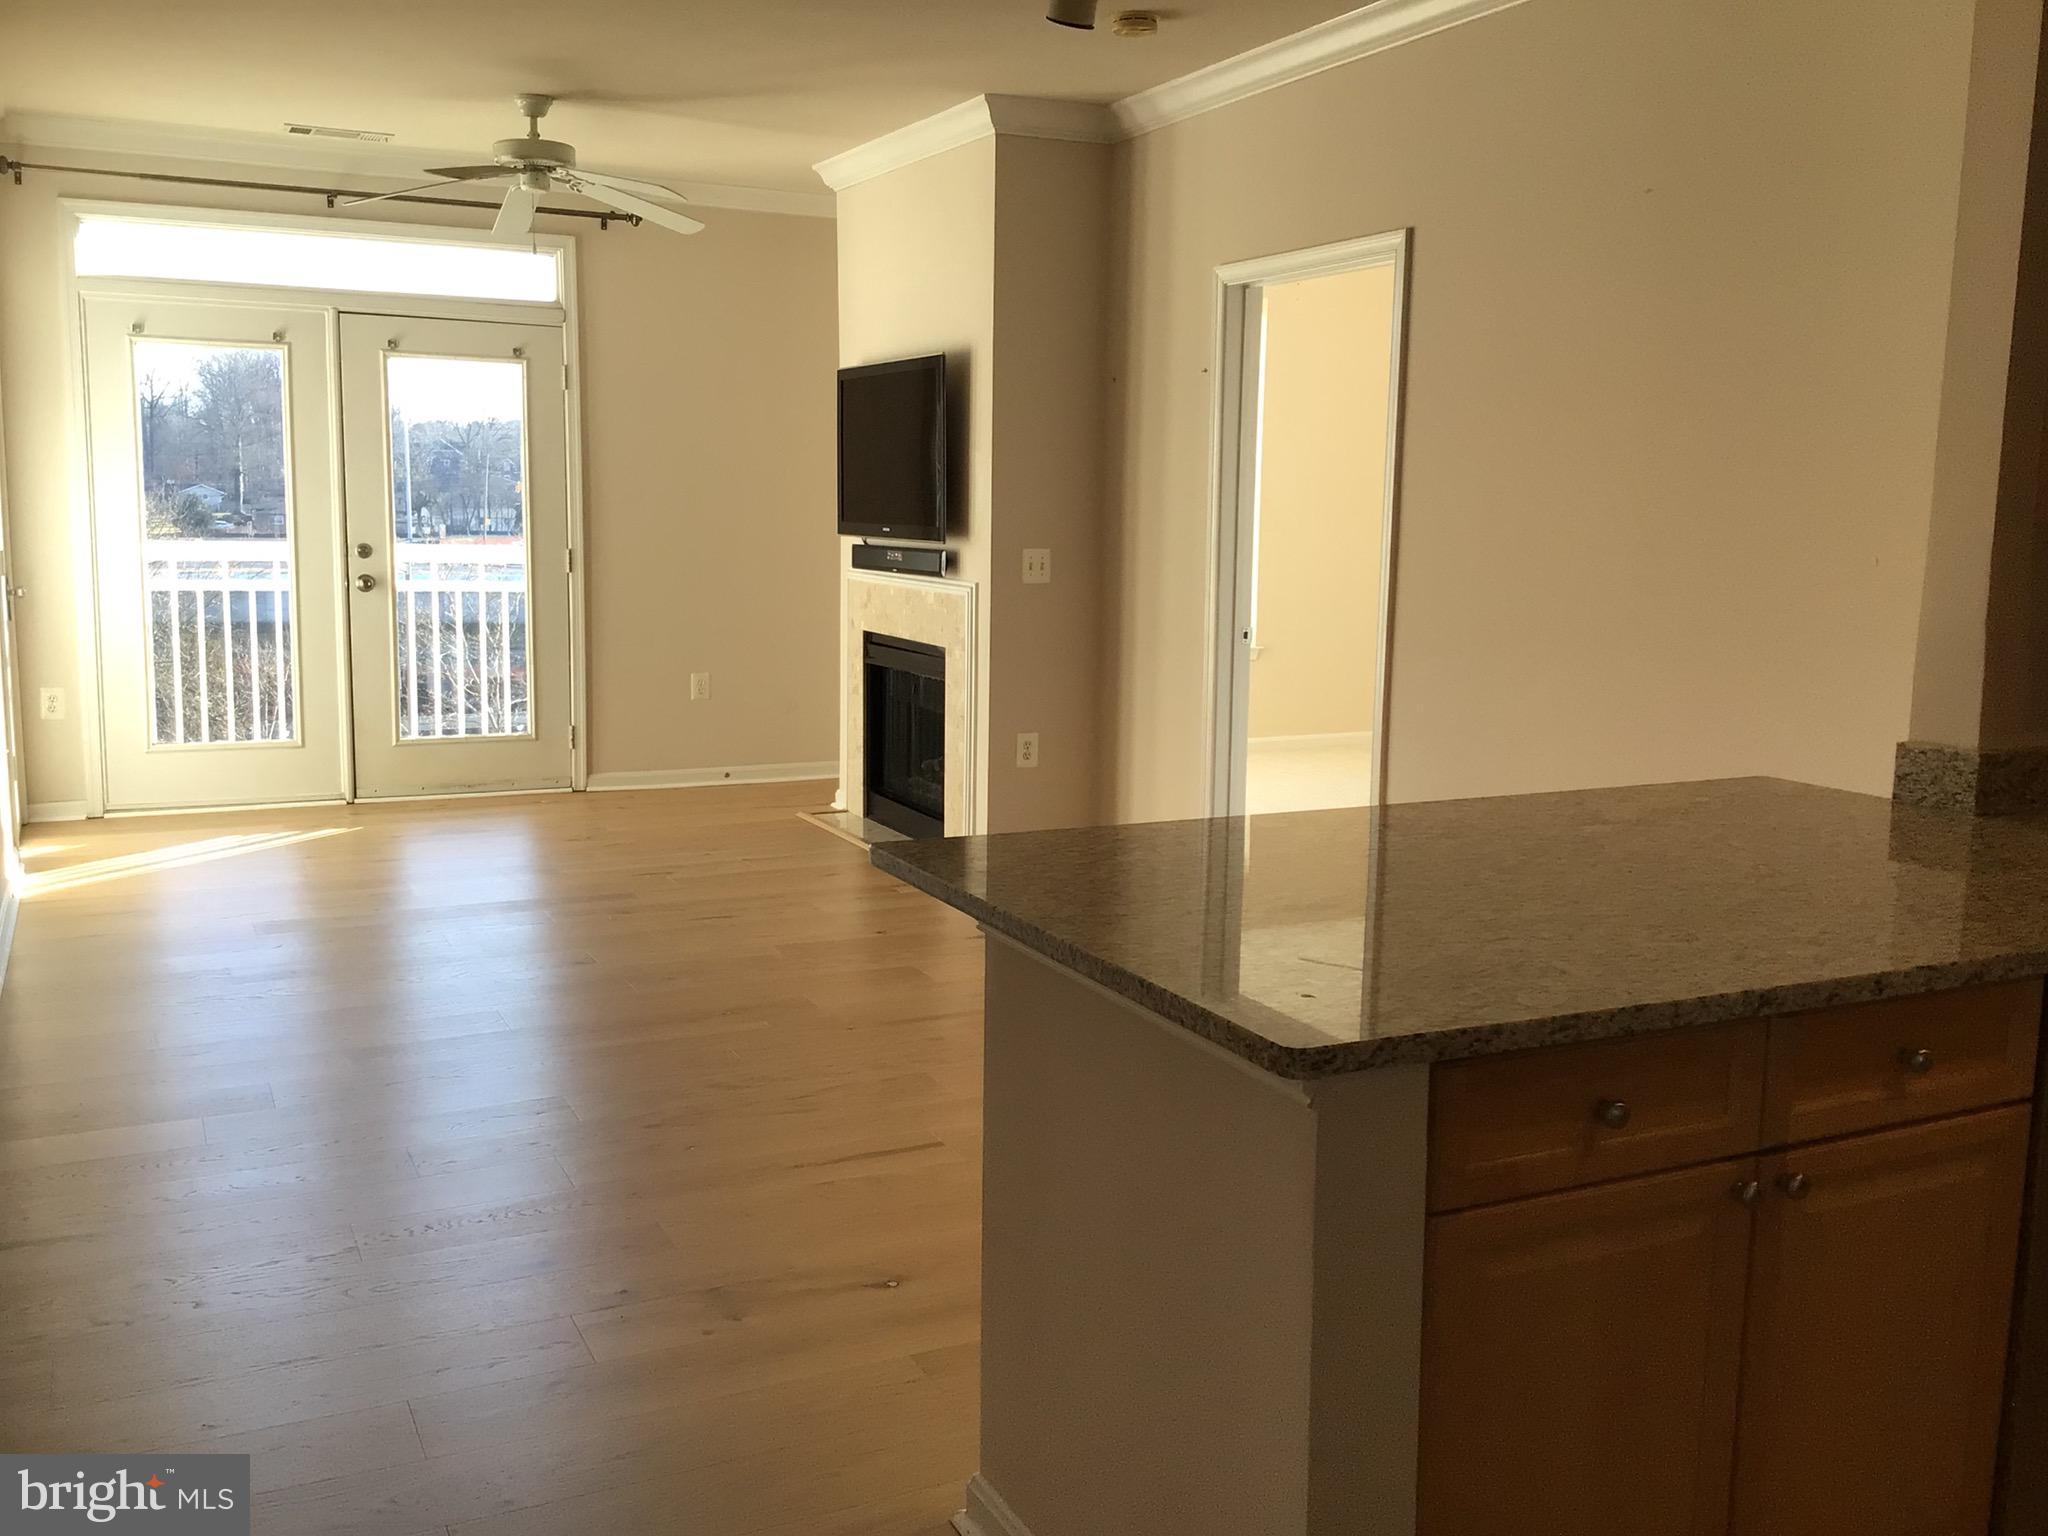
[840,571,977,837]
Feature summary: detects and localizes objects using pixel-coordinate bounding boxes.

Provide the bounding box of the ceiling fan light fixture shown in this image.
[1047,0,1098,29]
[344,93,706,236]
[492,135,576,170]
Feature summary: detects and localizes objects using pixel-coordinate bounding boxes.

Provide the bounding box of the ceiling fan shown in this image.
[344,93,706,238]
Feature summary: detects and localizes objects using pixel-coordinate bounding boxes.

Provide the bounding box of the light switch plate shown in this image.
[1022,548,1051,585]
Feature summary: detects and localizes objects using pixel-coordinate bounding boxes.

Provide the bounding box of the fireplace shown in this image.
[863,632,946,838]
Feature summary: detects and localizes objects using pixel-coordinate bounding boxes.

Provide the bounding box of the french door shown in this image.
[83,296,347,809]
[83,299,572,810]
[337,315,572,798]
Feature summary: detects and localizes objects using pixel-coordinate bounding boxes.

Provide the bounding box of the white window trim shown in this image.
[58,200,591,815]
[65,199,570,321]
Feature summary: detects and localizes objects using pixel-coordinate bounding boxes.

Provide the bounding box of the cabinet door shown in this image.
[1731,1105,2030,1536]
[1419,1158,1758,1536]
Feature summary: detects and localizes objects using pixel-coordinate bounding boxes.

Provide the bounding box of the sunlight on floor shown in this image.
[22,826,357,896]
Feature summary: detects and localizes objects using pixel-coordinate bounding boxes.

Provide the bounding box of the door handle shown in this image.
[354,573,377,592]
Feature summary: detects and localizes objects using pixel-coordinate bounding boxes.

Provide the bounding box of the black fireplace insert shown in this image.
[863,632,946,838]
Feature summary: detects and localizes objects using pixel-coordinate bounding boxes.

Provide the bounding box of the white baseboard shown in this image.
[585,761,836,793]
[25,800,87,823]
[953,1477,1033,1536]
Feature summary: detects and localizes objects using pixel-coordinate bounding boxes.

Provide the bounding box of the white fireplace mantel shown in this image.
[840,571,978,837]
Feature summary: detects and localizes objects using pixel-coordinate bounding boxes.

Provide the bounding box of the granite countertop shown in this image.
[871,777,2048,1079]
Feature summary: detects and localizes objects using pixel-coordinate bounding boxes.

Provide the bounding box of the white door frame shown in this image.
[338,313,575,798]
[1204,230,1411,818]
[59,199,590,817]
[0,365,27,885]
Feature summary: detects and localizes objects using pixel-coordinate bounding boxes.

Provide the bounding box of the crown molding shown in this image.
[0,111,837,219]
[813,98,997,192]
[813,93,1120,192]
[811,0,1535,192]
[982,94,1121,146]
[1112,0,1533,136]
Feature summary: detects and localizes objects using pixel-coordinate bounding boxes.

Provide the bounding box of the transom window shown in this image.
[74,216,561,304]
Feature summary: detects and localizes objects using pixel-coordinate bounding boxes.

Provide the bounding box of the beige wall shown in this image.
[1248,265,1393,741]
[977,936,1431,1535]
[1104,0,1974,819]
[1910,0,2048,752]
[987,135,1111,831]
[575,204,839,780]
[834,138,998,826]
[834,131,1112,834]
[0,150,839,809]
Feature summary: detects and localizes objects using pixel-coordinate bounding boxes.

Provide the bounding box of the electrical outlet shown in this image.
[1022,548,1052,585]
[38,687,64,721]
[1016,732,1040,769]
[689,672,711,701]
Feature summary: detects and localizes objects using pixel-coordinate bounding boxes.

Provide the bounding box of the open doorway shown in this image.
[1209,232,1408,817]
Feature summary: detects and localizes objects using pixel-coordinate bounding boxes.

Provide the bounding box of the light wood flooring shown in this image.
[0,781,984,1534]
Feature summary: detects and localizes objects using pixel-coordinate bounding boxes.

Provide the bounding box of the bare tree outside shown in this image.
[386,356,530,738]
[134,341,293,745]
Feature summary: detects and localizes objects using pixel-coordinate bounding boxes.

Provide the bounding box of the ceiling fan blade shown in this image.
[557,172,706,235]
[336,178,467,209]
[569,169,691,204]
[494,184,539,239]
[423,164,512,181]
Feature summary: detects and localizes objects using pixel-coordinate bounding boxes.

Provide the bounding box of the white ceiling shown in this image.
[0,0,1361,197]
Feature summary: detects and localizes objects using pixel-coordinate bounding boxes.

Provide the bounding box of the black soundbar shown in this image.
[851,542,949,576]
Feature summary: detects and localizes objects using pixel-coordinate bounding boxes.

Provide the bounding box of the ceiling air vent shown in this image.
[285,123,394,143]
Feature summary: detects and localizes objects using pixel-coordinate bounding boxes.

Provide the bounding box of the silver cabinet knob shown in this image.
[354,573,377,592]
[1778,1171,1811,1199]
[1899,1047,1935,1075]
[355,542,374,559]
[1732,1179,1762,1208]
[1595,1099,1632,1130]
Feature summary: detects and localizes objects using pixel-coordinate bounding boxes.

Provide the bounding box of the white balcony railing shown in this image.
[142,537,529,746]
[393,545,529,739]
[143,538,294,746]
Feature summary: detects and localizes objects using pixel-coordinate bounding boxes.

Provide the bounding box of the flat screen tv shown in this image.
[838,354,948,542]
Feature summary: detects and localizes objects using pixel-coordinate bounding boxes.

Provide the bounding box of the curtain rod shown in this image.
[0,156,639,228]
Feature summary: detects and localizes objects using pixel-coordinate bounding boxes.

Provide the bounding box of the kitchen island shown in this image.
[873,777,2048,1536]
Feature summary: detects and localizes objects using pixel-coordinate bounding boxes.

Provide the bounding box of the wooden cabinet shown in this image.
[1759,982,2038,1146]
[1731,1107,2030,1536]
[1429,1022,1768,1211]
[1420,985,2040,1536]
[1419,1159,1756,1535]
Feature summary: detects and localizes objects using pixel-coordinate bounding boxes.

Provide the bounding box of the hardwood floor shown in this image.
[0,782,984,1535]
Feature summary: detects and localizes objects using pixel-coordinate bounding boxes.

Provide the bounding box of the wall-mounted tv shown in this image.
[837,354,948,542]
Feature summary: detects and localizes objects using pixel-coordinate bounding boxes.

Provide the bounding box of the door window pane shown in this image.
[134,340,296,745]
[387,355,531,739]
